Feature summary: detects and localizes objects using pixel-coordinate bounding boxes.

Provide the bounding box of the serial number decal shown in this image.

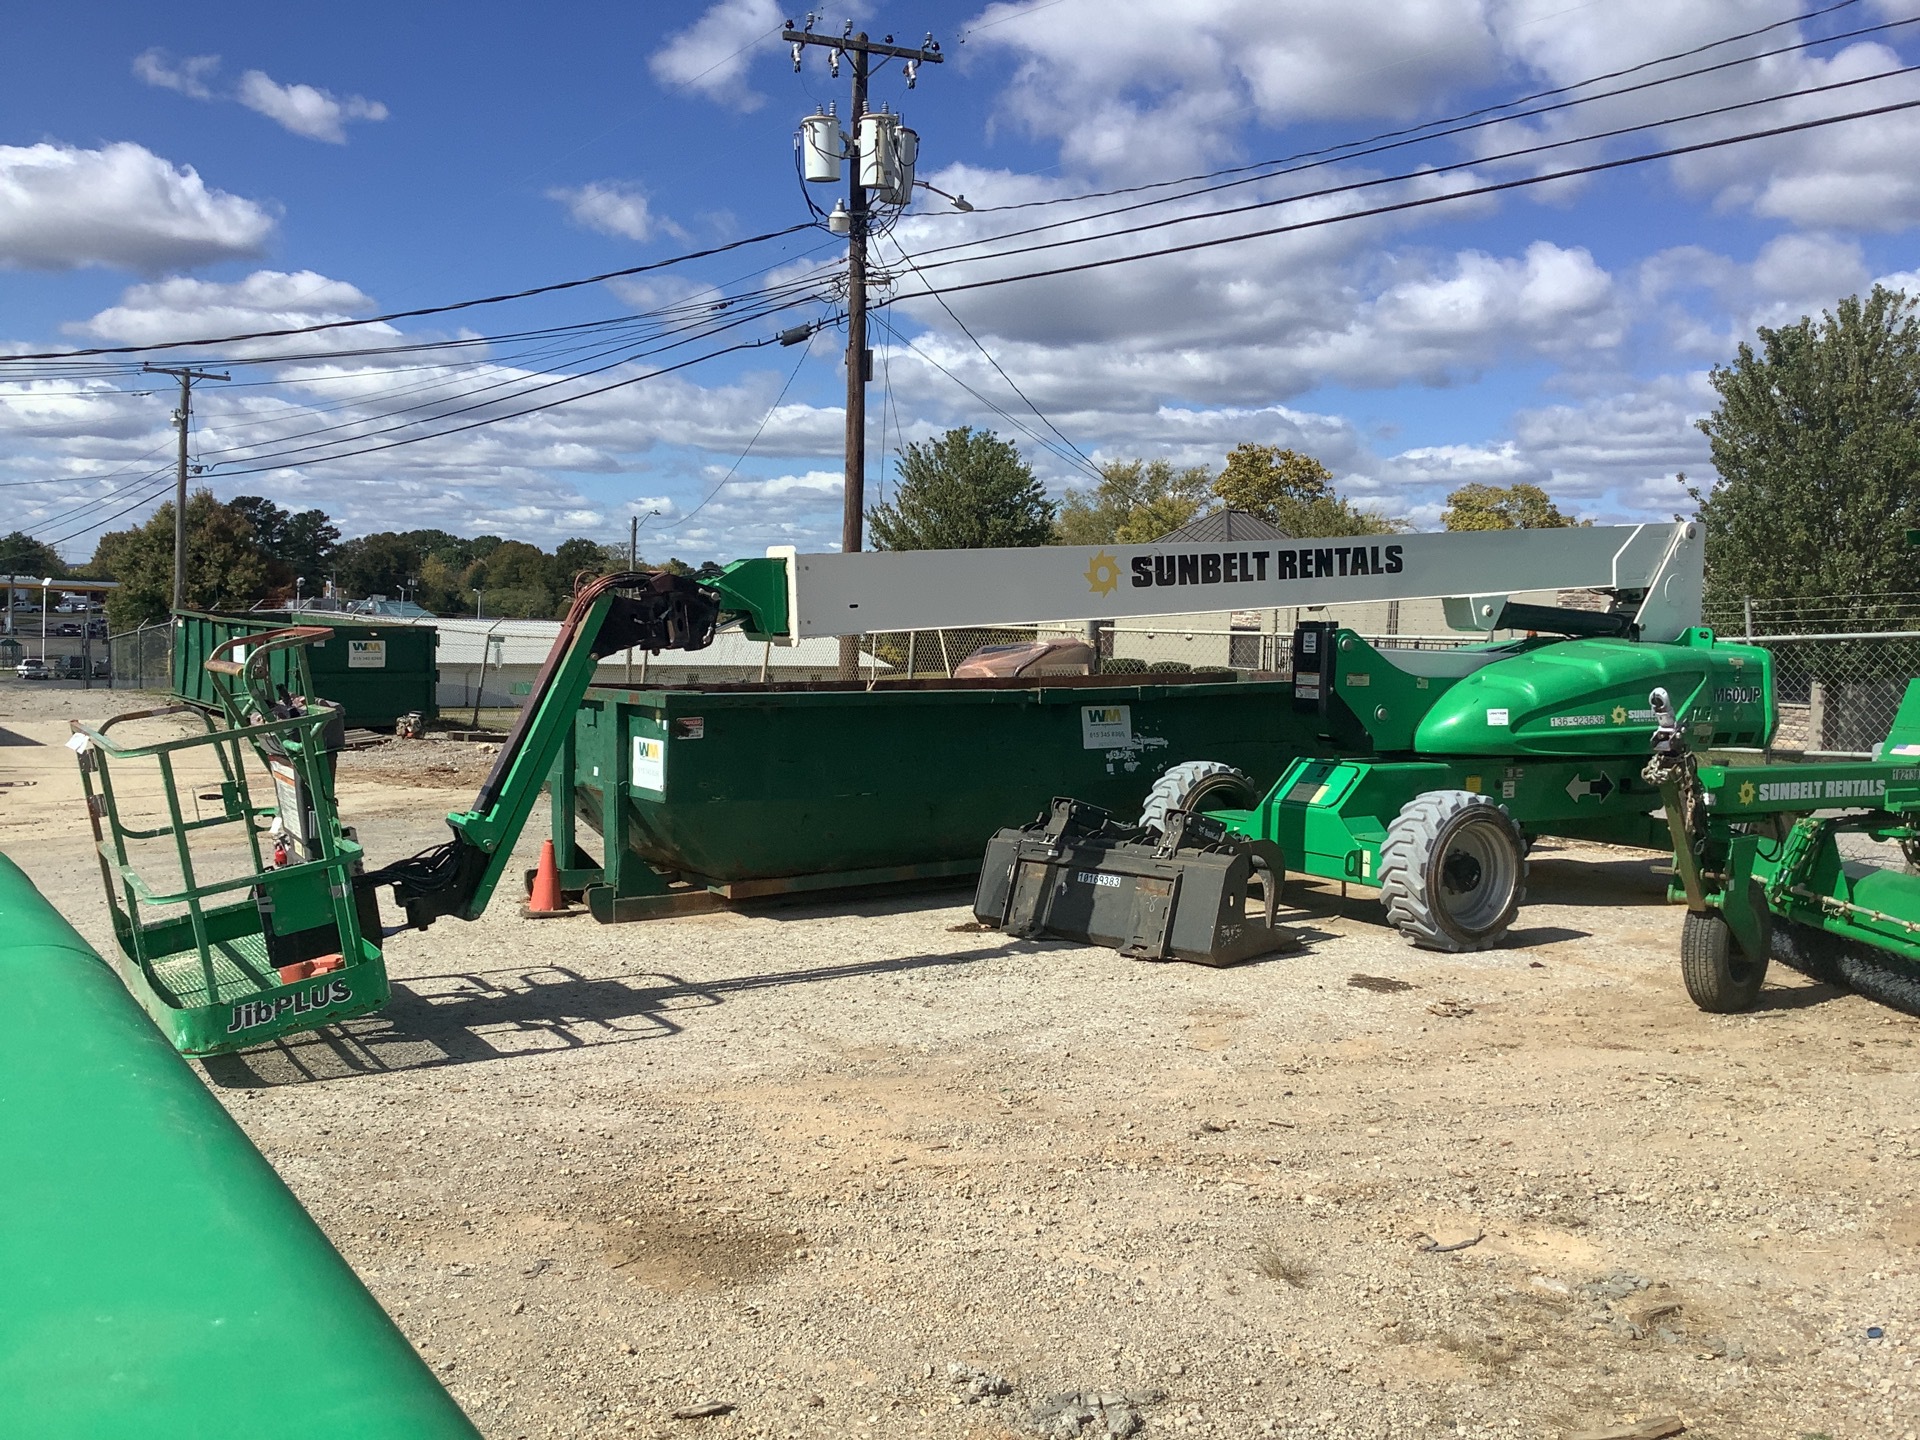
[1074,871,1123,888]
[1715,686,1763,705]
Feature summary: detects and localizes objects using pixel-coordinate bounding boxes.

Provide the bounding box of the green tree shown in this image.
[415,555,466,616]
[1211,443,1403,536]
[1057,459,1214,545]
[334,531,425,599]
[0,530,65,581]
[1441,482,1583,530]
[1694,285,1920,619]
[89,490,270,630]
[550,537,611,596]
[868,426,1056,550]
[227,496,340,590]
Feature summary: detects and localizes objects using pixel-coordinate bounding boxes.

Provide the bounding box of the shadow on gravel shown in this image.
[1525,854,1671,907]
[201,942,1036,1089]
[1749,977,1848,1012]
[1502,925,1592,947]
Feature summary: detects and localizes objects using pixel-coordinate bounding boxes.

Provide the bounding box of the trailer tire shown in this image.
[1378,790,1528,952]
[1138,761,1260,835]
[1680,885,1771,1012]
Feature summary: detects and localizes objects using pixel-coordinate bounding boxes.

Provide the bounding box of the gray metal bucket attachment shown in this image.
[974,797,1297,966]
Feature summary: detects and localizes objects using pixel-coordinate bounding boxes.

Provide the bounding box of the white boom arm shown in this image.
[764,521,1703,644]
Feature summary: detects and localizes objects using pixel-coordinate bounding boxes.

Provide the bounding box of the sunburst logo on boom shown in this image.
[1084,550,1120,596]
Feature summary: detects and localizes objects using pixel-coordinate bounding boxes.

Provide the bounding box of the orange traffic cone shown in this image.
[522,838,575,919]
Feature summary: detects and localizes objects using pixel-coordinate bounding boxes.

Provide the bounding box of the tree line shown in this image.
[60,495,717,633]
[18,283,1913,633]
[867,426,1579,550]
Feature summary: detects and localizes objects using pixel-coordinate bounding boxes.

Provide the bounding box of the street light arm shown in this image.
[915,181,972,212]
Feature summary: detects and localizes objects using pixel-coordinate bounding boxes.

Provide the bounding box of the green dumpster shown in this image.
[551,676,1334,919]
[172,610,439,728]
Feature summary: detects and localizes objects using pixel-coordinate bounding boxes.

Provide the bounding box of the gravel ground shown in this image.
[4,679,1918,1440]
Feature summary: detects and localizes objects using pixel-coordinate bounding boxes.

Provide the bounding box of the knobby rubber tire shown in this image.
[1378,790,1528,952]
[1138,760,1259,836]
[1680,892,1770,1013]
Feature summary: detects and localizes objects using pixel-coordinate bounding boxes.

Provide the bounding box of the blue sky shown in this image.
[3,0,1919,566]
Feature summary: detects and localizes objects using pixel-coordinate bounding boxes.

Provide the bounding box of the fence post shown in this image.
[1808,679,1827,752]
[1743,597,1753,642]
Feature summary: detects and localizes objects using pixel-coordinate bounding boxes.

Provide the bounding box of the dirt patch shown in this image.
[337,737,500,789]
[600,1206,803,1295]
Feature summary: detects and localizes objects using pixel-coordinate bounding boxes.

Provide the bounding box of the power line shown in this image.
[883,235,1099,481]
[192,281,833,465]
[909,11,1920,268]
[197,290,831,475]
[946,0,1881,221]
[0,223,816,362]
[204,327,806,480]
[888,75,1920,288]
[665,325,820,531]
[884,324,1098,480]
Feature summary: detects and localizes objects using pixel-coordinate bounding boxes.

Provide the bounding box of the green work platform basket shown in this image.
[70,626,389,1055]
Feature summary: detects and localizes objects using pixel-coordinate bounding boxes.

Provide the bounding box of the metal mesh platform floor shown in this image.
[146,931,275,1009]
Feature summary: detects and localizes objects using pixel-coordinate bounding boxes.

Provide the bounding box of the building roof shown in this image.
[2,575,120,590]
[365,614,882,669]
[1153,508,1292,543]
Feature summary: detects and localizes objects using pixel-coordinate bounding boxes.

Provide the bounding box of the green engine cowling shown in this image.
[1409,628,1772,757]
[1309,627,1770,759]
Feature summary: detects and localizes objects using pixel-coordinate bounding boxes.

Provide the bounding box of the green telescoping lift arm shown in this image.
[372,561,787,928]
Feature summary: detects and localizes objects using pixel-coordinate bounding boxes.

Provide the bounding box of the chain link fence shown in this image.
[107,621,172,694]
[1744,634,1920,756]
[1700,592,1920,756]
[845,621,1481,682]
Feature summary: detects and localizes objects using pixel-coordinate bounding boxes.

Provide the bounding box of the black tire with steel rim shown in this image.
[1378,790,1528,952]
[1137,760,1260,836]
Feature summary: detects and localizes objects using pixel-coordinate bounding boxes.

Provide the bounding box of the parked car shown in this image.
[54,622,81,636]
[87,620,107,638]
[16,657,50,681]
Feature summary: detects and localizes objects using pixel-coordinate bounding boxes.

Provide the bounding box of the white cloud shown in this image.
[236,69,389,143]
[76,269,390,352]
[966,0,1498,174]
[549,181,686,242]
[133,48,220,99]
[651,0,784,111]
[0,141,275,271]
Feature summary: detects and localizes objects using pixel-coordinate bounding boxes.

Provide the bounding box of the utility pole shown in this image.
[783,19,943,673]
[142,364,229,614]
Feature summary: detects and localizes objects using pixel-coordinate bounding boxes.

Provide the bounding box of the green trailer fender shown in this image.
[0,853,479,1439]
